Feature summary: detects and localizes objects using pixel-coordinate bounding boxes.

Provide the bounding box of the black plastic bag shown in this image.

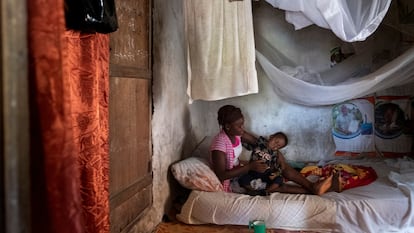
[65,0,119,34]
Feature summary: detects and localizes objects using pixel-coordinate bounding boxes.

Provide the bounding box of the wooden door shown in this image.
[108,0,152,232]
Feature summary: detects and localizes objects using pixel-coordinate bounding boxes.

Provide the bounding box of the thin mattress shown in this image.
[176,157,414,233]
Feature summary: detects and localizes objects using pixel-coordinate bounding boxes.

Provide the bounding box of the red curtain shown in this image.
[28,0,110,232]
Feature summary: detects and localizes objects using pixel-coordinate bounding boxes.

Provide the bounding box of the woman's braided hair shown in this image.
[217,105,243,127]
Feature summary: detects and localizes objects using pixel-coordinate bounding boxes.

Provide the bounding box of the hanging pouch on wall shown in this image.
[65,0,119,34]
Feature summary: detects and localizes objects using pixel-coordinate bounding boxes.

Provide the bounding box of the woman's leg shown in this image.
[278,155,332,195]
[267,183,310,194]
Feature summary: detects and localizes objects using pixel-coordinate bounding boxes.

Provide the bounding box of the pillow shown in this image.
[171,157,223,192]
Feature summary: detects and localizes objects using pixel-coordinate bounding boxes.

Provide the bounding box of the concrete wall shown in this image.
[138,1,337,232]
[137,1,409,232]
[129,0,189,232]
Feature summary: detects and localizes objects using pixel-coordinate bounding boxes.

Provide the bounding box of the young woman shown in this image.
[210,105,332,195]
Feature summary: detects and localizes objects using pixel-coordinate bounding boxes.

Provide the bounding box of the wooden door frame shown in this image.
[1,0,31,232]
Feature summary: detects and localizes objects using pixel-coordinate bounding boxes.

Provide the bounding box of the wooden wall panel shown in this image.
[110,0,150,79]
[109,0,152,231]
[109,77,151,196]
[110,182,152,233]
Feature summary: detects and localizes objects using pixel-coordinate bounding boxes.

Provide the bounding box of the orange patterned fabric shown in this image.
[28,0,110,232]
[300,164,378,190]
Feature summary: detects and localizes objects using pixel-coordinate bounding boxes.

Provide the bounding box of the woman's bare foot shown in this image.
[313,175,333,195]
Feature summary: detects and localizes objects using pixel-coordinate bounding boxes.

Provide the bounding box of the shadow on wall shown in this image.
[164,162,191,222]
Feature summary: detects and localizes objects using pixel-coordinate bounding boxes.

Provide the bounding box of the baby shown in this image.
[239,132,334,196]
[238,132,288,196]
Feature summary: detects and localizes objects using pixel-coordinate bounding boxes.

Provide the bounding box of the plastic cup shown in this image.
[249,220,266,233]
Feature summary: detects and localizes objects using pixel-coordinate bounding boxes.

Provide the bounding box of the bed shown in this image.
[171,156,414,233]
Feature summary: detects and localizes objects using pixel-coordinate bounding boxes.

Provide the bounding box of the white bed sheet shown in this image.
[176,158,414,233]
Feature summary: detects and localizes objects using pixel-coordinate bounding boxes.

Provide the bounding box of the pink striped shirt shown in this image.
[210,130,241,192]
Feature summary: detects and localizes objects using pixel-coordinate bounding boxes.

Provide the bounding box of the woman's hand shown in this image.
[239,160,249,166]
[249,160,268,173]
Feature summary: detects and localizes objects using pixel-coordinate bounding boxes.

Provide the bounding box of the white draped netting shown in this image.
[264,0,392,42]
[255,0,414,106]
[184,0,414,105]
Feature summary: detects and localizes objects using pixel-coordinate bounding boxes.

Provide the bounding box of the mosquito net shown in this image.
[255,1,414,106]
